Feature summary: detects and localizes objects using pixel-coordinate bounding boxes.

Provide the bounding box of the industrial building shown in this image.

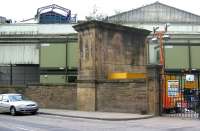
[108,1,200,70]
[0,4,78,85]
[108,1,200,118]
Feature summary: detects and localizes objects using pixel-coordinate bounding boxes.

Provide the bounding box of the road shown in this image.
[0,113,200,131]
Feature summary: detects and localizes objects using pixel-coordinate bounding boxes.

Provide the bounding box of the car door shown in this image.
[1,95,10,112]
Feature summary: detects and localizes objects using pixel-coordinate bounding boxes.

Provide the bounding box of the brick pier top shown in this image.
[73,20,150,35]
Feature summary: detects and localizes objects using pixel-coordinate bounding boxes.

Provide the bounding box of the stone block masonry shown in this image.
[0,85,77,110]
[97,80,148,114]
[73,21,159,114]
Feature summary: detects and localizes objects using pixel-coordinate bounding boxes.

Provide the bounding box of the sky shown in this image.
[1,0,200,22]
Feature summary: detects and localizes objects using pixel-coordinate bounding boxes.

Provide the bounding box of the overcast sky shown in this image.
[1,0,200,22]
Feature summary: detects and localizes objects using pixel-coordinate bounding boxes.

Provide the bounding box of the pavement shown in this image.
[38,108,154,121]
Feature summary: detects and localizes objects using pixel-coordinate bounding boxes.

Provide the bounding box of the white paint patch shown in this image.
[165,45,173,48]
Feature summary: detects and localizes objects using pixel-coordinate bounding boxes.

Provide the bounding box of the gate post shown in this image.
[146,64,162,115]
[74,21,150,112]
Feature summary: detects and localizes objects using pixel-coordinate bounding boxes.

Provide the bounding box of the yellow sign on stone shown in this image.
[108,72,146,80]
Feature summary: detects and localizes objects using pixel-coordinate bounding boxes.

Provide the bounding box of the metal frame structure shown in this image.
[163,72,200,119]
[36,4,71,18]
[35,4,76,23]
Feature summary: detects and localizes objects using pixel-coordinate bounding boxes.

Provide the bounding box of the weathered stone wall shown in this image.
[146,65,162,115]
[0,86,26,94]
[74,21,150,81]
[77,83,96,111]
[97,80,148,114]
[0,73,160,114]
[73,21,153,113]
[26,85,77,109]
[95,27,148,79]
[0,84,77,110]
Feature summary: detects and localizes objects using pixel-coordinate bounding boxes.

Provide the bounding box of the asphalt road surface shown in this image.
[0,113,200,131]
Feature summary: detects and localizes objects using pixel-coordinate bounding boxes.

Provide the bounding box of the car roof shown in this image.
[0,93,22,96]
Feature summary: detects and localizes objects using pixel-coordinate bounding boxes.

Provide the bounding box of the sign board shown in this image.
[185,81,197,89]
[168,80,179,97]
[186,74,194,81]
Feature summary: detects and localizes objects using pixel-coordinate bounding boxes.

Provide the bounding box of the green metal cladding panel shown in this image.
[40,75,66,84]
[165,46,189,69]
[191,46,200,69]
[67,42,79,69]
[40,44,66,68]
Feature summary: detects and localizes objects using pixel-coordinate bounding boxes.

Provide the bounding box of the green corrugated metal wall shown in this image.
[40,42,78,84]
[165,46,189,69]
[67,42,79,69]
[191,46,200,69]
[40,44,66,68]
[165,45,200,69]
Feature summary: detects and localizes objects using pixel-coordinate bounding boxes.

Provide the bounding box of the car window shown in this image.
[2,95,9,102]
[0,95,2,101]
[9,95,23,102]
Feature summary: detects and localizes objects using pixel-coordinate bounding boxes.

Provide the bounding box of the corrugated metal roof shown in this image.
[0,24,77,35]
[108,2,200,24]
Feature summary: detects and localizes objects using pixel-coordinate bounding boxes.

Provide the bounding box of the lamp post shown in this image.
[154,31,164,66]
[152,24,170,113]
[152,25,170,64]
[152,25,170,74]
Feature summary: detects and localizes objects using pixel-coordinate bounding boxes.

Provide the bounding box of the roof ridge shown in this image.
[154,2,200,17]
[108,1,200,24]
[109,1,200,19]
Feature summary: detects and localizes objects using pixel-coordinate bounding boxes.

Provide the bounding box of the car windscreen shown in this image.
[8,95,24,102]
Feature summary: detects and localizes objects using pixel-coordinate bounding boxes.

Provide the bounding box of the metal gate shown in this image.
[162,72,200,119]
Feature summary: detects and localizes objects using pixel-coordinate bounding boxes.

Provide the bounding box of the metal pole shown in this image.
[159,32,165,115]
[10,64,12,85]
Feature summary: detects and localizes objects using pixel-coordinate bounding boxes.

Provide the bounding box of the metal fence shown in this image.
[0,65,79,85]
[0,65,39,86]
[162,72,200,119]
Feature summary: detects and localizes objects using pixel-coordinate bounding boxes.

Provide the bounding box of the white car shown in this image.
[0,93,39,115]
